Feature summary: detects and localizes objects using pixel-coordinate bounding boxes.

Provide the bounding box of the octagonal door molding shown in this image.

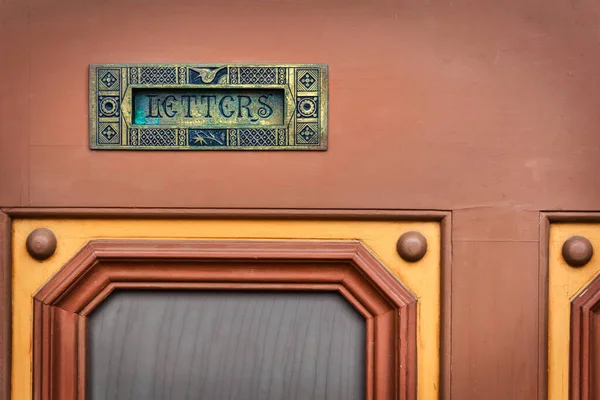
[571,274,600,400]
[34,239,416,399]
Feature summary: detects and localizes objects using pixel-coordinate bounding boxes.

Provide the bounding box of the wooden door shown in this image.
[2,0,600,399]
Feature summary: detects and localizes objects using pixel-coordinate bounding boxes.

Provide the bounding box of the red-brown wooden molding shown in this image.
[2,207,449,221]
[570,273,600,400]
[33,239,418,400]
[439,213,452,400]
[539,213,551,400]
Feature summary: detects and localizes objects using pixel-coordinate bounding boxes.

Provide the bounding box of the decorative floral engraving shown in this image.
[189,129,226,146]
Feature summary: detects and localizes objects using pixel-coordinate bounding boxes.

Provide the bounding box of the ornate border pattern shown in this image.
[33,239,416,399]
[89,64,328,150]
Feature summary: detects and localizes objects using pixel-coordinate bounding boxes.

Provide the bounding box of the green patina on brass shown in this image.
[89,64,328,150]
[133,88,285,127]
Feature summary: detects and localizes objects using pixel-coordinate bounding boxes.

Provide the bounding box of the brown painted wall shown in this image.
[2,0,600,398]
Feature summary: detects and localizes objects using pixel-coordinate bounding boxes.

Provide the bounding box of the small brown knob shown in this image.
[26,228,57,261]
[396,231,428,262]
[562,235,593,267]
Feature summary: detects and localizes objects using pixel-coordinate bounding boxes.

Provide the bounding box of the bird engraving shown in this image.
[189,67,226,84]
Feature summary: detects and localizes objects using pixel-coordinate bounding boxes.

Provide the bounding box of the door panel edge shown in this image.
[544,212,600,400]
[0,210,10,400]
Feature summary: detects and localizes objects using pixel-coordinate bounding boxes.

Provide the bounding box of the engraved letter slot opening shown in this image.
[90,64,328,150]
[133,89,285,126]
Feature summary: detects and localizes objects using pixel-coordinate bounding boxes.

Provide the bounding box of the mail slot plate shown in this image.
[89,64,328,150]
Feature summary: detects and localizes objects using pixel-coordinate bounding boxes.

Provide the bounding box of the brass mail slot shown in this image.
[89,64,328,150]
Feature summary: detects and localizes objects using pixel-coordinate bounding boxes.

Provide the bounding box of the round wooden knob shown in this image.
[26,228,57,261]
[562,235,593,267]
[396,231,428,262]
